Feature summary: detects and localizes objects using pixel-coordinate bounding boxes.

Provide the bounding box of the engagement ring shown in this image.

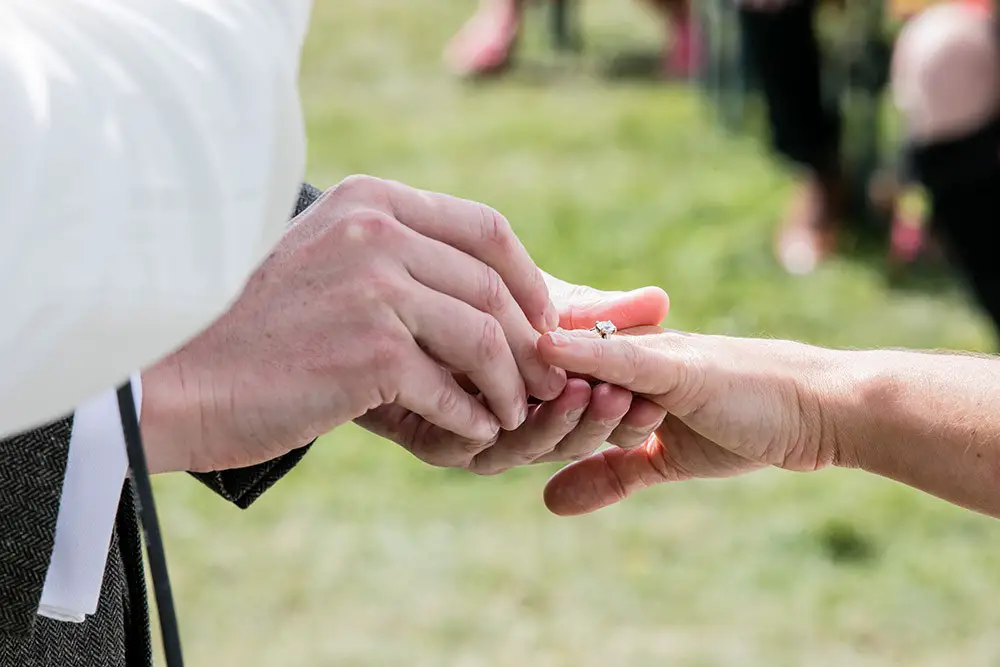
[593,320,617,339]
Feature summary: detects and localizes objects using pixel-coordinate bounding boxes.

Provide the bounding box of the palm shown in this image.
[651,414,765,483]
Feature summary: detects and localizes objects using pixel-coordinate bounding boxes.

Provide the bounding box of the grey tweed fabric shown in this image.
[0,418,72,637]
[0,183,323,665]
[0,479,149,667]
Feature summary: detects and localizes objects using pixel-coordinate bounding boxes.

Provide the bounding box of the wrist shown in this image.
[139,357,197,474]
[820,349,899,471]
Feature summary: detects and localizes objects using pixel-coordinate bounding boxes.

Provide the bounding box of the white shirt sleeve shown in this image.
[0,0,313,438]
[0,0,313,621]
[38,374,140,623]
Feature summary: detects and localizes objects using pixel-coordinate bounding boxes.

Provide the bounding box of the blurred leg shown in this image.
[893,3,1000,337]
[445,0,525,77]
[447,0,700,79]
[738,0,845,275]
[643,0,701,77]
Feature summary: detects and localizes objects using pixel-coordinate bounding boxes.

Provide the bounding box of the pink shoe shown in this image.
[889,185,930,265]
[890,218,927,264]
[444,3,521,77]
[665,10,701,79]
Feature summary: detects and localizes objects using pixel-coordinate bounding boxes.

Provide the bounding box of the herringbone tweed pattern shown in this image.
[0,417,72,637]
[0,481,149,667]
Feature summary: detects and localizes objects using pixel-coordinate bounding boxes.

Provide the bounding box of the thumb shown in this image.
[543,435,675,515]
[560,286,670,331]
[543,421,763,515]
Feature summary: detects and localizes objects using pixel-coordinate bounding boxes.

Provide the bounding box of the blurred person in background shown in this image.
[740,0,1000,345]
[0,2,671,665]
[890,0,1000,339]
[446,0,849,277]
[445,0,699,78]
[536,325,1000,521]
[735,0,849,276]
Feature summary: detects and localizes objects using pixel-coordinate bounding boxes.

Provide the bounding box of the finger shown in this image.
[607,397,667,449]
[380,179,558,333]
[395,344,502,443]
[402,229,565,401]
[538,329,683,396]
[545,416,764,515]
[468,379,593,475]
[358,402,501,469]
[560,328,665,383]
[406,379,591,470]
[400,285,526,431]
[533,383,632,463]
[354,403,413,443]
[543,436,674,515]
[560,286,671,331]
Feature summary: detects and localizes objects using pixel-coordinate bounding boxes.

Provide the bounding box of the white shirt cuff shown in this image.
[38,374,140,622]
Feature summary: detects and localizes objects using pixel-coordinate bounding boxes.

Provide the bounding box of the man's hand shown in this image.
[357,273,671,475]
[536,330,842,514]
[139,176,565,474]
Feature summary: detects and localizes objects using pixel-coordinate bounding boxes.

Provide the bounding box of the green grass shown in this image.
[152,2,1000,665]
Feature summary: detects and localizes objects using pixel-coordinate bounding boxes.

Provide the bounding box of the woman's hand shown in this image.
[536,329,845,515]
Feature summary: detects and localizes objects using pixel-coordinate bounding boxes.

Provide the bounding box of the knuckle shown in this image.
[468,453,505,477]
[603,457,631,502]
[606,431,633,448]
[620,343,642,385]
[671,345,709,413]
[433,384,464,418]
[588,337,606,374]
[343,210,399,245]
[477,205,515,253]
[529,264,548,300]
[554,442,594,462]
[407,424,479,470]
[554,440,603,461]
[479,267,510,314]
[368,332,406,378]
[462,438,493,456]
[413,448,464,470]
[612,425,652,449]
[645,441,675,483]
[365,270,406,306]
[475,318,506,365]
[333,174,383,200]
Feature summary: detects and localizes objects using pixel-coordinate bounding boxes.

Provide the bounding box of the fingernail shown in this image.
[547,331,572,347]
[519,402,529,426]
[566,408,586,422]
[544,303,560,332]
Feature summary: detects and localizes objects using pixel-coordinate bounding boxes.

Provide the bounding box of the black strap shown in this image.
[116,383,184,667]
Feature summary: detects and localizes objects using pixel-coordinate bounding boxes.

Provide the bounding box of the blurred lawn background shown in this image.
[152,1,1000,665]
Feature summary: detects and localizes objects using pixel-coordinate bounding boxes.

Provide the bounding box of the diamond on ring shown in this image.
[593,320,617,339]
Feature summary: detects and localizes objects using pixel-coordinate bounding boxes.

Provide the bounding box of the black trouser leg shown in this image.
[738,0,841,172]
[911,118,1000,339]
